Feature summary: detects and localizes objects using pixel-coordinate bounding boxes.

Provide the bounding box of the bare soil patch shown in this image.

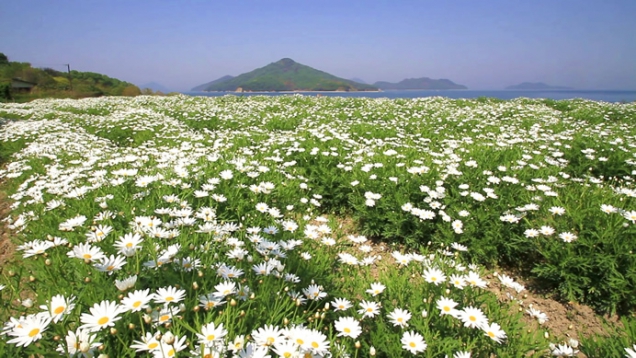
[0,185,15,270]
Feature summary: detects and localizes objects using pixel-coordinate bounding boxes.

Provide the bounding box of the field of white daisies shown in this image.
[1,94,636,357]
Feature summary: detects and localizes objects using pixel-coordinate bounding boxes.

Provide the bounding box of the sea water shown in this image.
[184,89,636,103]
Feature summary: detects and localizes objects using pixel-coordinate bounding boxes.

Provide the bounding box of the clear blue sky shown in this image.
[2,0,635,91]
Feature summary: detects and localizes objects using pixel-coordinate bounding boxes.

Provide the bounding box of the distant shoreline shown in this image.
[189,89,473,94]
[182,89,636,103]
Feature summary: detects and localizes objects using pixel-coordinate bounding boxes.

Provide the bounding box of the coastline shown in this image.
[181,89,636,103]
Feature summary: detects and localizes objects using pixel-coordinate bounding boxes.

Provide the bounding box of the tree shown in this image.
[122,85,141,96]
[0,83,11,100]
[0,52,8,66]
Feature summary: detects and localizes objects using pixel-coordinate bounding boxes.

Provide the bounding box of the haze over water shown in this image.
[186,90,636,103]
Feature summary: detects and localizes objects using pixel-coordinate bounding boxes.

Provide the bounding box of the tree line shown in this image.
[0,52,142,101]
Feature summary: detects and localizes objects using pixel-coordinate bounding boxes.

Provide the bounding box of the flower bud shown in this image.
[370,346,376,356]
[80,342,91,353]
[162,331,175,344]
[45,259,52,266]
[230,299,237,307]
[355,341,361,349]
[110,328,117,335]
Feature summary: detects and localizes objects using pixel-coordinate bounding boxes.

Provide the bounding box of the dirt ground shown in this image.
[0,187,15,270]
[485,271,622,339]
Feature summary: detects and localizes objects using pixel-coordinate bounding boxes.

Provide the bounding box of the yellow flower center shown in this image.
[133,301,142,308]
[443,306,450,312]
[266,337,275,345]
[469,315,476,322]
[53,306,65,315]
[126,243,133,248]
[148,342,159,349]
[488,331,495,338]
[284,353,291,358]
[106,265,115,271]
[83,254,92,259]
[344,327,351,333]
[409,342,416,348]
[165,296,174,302]
[397,318,403,322]
[311,342,319,348]
[431,277,437,281]
[296,338,304,345]
[207,334,215,341]
[98,316,109,325]
[28,328,40,337]
[159,315,170,322]
[167,348,175,357]
[367,308,373,312]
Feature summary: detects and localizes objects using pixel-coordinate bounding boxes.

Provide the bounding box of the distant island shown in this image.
[192,58,378,92]
[506,82,573,90]
[373,77,467,90]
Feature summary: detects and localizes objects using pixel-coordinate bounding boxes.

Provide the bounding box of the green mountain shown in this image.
[0,52,140,101]
[506,82,573,90]
[191,75,234,91]
[194,58,378,92]
[373,77,467,90]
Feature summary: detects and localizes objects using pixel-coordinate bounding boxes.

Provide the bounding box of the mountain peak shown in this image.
[275,58,297,67]
[191,59,377,92]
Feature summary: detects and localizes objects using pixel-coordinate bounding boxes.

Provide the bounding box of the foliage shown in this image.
[0,53,141,101]
[1,95,636,357]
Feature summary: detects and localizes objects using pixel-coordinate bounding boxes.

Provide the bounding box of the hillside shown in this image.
[506,82,573,90]
[0,52,140,102]
[373,77,467,90]
[194,58,378,92]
